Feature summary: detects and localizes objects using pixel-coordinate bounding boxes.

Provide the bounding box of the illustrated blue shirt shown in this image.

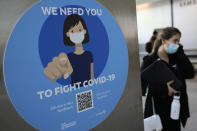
[68,51,93,85]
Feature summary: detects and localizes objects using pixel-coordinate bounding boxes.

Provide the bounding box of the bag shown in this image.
[144,97,162,131]
[141,59,182,90]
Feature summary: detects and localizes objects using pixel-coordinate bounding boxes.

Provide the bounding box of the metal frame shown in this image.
[0,0,144,130]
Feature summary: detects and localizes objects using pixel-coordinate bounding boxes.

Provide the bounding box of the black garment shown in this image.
[160,113,181,131]
[145,41,153,53]
[68,51,93,85]
[141,46,194,130]
[145,36,157,53]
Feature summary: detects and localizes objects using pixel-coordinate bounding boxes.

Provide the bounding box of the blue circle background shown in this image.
[39,5,109,85]
[3,0,129,131]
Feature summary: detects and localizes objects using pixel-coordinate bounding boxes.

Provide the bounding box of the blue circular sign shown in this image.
[4,0,129,131]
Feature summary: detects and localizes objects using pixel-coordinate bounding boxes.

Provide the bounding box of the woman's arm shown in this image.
[141,55,169,97]
[141,55,154,96]
[67,59,73,75]
[174,45,195,79]
[64,57,73,79]
[90,63,94,79]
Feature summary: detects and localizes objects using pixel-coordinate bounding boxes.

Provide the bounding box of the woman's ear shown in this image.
[66,32,70,37]
[161,39,166,45]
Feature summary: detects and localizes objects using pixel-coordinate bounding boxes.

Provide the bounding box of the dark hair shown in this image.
[152,27,181,54]
[153,30,158,35]
[63,14,89,46]
[145,30,158,53]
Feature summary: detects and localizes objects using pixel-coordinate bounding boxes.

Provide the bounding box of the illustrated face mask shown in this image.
[164,42,179,54]
[69,32,85,44]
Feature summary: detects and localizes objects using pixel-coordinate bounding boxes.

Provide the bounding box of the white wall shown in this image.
[136,1,172,46]
[137,0,197,50]
[173,0,197,49]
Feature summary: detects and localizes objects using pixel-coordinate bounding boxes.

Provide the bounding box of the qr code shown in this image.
[76,90,94,113]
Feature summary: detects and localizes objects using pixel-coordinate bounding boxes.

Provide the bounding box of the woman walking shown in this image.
[141,27,195,131]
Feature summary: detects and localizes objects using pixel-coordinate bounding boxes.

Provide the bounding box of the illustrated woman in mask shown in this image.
[141,27,194,131]
[44,14,94,85]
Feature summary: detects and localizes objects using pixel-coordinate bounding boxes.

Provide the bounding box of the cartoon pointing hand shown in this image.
[44,53,73,82]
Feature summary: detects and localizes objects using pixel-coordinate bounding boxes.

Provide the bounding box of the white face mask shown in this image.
[164,42,179,54]
[69,32,85,44]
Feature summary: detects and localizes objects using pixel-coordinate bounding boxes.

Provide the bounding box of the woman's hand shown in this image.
[44,53,73,81]
[167,81,177,96]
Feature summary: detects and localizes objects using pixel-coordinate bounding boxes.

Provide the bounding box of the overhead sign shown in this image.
[179,0,197,7]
